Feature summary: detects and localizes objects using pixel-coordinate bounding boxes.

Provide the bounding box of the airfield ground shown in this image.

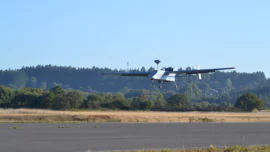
[1,109,270,123]
[1,123,270,152]
[123,145,270,152]
[1,109,270,151]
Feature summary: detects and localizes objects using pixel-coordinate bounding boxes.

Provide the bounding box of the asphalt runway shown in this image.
[0,123,270,152]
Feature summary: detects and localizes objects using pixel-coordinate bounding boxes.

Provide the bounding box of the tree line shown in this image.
[0,65,270,106]
[0,65,267,92]
[0,85,264,112]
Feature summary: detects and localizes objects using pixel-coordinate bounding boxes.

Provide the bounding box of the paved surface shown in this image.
[0,123,270,152]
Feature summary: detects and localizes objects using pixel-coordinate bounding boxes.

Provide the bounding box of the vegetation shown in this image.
[1,109,270,123]
[121,145,270,152]
[8,125,22,130]
[167,94,190,110]
[0,65,268,99]
[0,85,235,111]
[0,65,270,111]
[235,93,264,111]
[0,85,267,112]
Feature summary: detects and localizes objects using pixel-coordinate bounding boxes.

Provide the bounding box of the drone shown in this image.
[103,60,235,88]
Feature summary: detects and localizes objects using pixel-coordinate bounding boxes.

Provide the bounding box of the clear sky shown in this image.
[1,0,270,77]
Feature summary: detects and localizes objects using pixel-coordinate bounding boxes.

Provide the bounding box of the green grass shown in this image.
[57,125,72,129]
[94,124,100,128]
[9,125,22,130]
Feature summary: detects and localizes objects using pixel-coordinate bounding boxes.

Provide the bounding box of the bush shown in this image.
[235,93,264,111]
[167,94,189,111]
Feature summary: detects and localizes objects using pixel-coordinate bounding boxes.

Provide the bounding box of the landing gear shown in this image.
[159,80,164,89]
[151,80,154,86]
[174,82,178,89]
[151,80,179,89]
[150,80,162,89]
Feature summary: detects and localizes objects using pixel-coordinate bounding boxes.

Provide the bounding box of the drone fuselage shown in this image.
[149,70,176,82]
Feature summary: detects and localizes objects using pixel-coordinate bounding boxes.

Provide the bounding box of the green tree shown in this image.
[226,78,233,91]
[130,95,153,110]
[130,97,141,110]
[140,100,153,110]
[141,66,146,72]
[83,93,104,109]
[38,92,56,109]
[41,86,66,109]
[108,93,129,110]
[185,83,202,100]
[50,86,65,95]
[40,81,47,90]
[53,94,69,110]
[11,88,45,108]
[10,72,29,89]
[109,99,129,110]
[0,86,14,107]
[153,93,166,110]
[66,90,84,109]
[53,90,84,110]
[235,93,264,111]
[29,76,37,87]
[167,94,190,110]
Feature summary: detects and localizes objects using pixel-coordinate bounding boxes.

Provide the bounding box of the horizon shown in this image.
[1,1,270,77]
[0,63,265,77]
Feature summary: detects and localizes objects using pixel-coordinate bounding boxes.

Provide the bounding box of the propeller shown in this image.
[154,60,161,70]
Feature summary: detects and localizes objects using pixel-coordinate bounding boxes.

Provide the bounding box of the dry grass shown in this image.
[1,108,270,123]
[120,145,270,152]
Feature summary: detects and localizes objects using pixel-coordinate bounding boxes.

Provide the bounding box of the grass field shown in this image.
[121,145,270,152]
[1,108,270,123]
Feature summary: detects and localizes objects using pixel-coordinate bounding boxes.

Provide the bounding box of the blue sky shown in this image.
[1,0,270,77]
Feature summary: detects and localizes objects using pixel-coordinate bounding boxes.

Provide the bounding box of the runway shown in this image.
[0,123,270,152]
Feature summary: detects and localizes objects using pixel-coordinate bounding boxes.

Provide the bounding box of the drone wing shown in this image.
[173,67,235,75]
[102,71,150,77]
